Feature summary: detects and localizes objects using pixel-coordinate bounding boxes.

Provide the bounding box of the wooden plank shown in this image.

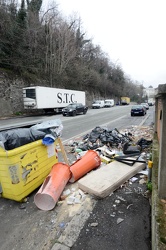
[57,137,70,166]
[78,160,145,198]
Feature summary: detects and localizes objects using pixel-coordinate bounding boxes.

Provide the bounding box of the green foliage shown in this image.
[14,111,23,116]
[146,181,152,191]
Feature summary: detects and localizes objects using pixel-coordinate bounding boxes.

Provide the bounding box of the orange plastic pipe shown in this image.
[69,150,101,183]
[34,163,71,210]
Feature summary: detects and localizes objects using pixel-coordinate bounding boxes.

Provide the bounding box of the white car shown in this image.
[141,103,149,110]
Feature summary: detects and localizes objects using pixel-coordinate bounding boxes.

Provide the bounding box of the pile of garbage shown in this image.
[34,125,153,211]
[65,126,153,162]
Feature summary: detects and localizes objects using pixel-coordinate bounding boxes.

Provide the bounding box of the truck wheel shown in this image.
[83,110,87,114]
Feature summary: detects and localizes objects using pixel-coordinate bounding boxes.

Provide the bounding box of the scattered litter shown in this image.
[127,204,133,209]
[66,191,85,205]
[143,190,151,198]
[116,196,126,202]
[140,175,146,178]
[90,222,98,227]
[78,189,86,201]
[59,222,65,228]
[110,214,116,217]
[62,189,71,196]
[130,177,138,183]
[125,192,133,194]
[19,204,26,209]
[74,197,81,204]
[60,195,68,201]
[117,218,124,224]
[123,142,141,154]
[125,187,132,191]
[67,195,76,205]
[139,170,148,175]
[100,155,112,164]
[118,211,124,214]
[115,199,120,204]
[134,187,143,194]
[139,179,147,184]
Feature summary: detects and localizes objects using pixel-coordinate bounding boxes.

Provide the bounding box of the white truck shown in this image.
[148,98,155,106]
[104,99,115,107]
[92,100,105,109]
[23,86,86,113]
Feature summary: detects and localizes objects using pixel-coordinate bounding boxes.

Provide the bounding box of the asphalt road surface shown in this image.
[0,105,154,139]
[71,180,151,250]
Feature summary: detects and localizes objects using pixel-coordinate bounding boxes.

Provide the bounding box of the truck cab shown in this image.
[104,99,114,107]
[92,100,105,109]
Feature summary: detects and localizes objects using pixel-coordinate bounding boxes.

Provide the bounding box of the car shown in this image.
[62,103,88,116]
[141,103,149,110]
[131,105,146,116]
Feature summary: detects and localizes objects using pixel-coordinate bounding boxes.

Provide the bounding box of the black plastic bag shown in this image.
[0,128,46,150]
[136,138,152,149]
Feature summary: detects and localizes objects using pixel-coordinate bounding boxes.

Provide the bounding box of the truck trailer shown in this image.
[121,97,130,105]
[23,86,86,113]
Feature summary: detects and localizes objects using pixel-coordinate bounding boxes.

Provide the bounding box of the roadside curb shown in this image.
[51,199,97,250]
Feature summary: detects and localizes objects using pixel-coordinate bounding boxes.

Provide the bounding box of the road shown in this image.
[0,105,154,250]
[0,105,154,141]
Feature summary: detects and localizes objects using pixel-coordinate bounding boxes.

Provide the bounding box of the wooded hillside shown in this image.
[0,0,144,109]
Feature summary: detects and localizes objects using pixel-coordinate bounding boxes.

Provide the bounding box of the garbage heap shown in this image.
[64,125,153,163]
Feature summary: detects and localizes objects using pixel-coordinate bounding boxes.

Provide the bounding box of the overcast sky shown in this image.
[42,0,166,88]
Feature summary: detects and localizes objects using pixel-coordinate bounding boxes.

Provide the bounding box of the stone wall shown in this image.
[0,71,26,117]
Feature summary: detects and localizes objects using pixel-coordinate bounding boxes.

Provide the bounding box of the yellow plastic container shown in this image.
[0,139,58,202]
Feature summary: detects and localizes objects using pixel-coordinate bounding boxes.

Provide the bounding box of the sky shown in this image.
[42,0,166,88]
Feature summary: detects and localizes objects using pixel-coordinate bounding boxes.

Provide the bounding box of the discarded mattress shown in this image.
[78,159,146,198]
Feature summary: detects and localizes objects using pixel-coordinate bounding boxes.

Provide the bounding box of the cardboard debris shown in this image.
[78,160,145,198]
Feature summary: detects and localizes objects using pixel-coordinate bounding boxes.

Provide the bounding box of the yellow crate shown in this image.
[0,139,58,202]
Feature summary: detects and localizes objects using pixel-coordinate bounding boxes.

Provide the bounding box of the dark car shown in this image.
[131,105,146,116]
[62,103,88,116]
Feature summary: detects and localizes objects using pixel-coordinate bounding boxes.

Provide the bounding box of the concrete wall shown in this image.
[155,84,166,199]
